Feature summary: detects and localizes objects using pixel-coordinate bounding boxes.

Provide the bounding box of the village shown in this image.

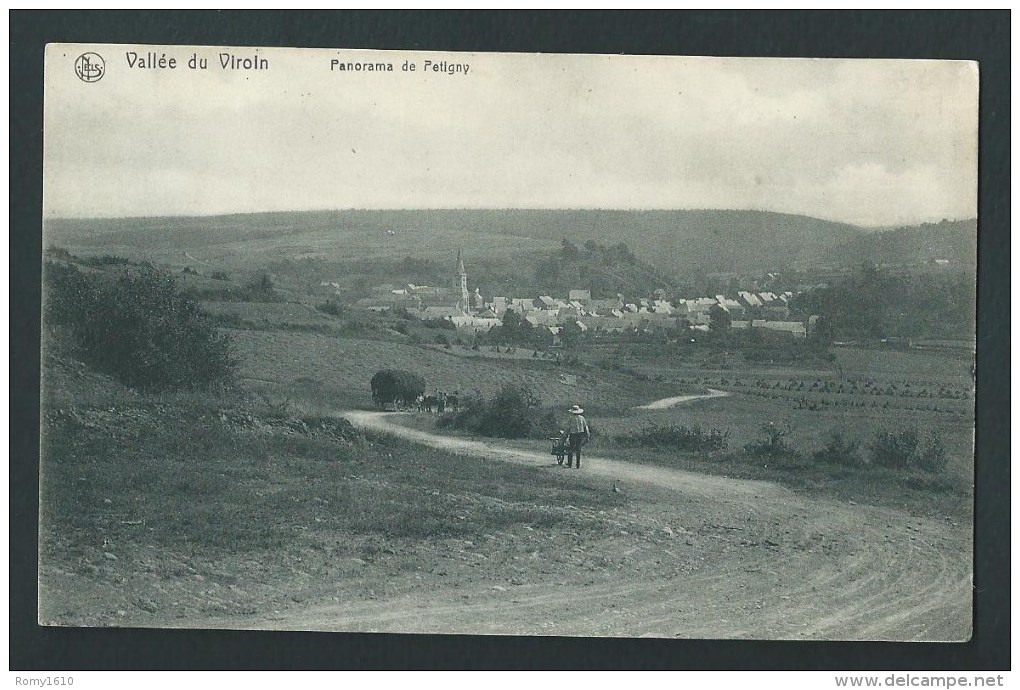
[329,251,817,342]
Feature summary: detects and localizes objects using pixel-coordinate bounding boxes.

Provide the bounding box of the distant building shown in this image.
[568,289,592,302]
[743,320,807,338]
[738,291,763,308]
[450,314,501,332]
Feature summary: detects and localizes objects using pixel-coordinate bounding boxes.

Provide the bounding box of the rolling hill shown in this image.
[44,209,975,278]
[822,219,977,269]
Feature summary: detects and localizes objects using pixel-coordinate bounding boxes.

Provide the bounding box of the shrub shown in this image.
[440,385,543,439]
[243,272,281,302]
[316,300,345,317]
[483,385,541,438]
[370,369,426,407]
[422,318,456,331]
[744,420,797,460]
[44,263,235,390]
[616,423,728,452]
[917,433,948,474]
[868,426,947,473]
[811,431,861,466]
[867,427,920,469]
[210,271,231,281]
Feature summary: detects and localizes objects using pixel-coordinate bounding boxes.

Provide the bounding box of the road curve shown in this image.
[321,409,972,641]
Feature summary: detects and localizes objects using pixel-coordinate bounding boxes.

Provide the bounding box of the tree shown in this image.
[560,237,580,261]
[709,304,732,332]
[559,320,585,348]
[810,315,834,347]
[495,307,536,345]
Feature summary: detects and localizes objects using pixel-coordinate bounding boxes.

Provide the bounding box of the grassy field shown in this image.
[226,327,685,414]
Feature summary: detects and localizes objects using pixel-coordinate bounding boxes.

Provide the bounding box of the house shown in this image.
[509,298,537,312]
[589,297,624,312]
[450,315,501,332]
[719,298,745,318]
[763,304,791,320]
[568,289,592,303]
[526,312,559,327]
[747,320,807,338]
[766,321,806,338]
[738,291,763,308]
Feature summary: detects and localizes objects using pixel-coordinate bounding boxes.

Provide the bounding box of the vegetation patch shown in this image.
[439,384,553,439]
[614,423,729,452]
[45,261,235,390]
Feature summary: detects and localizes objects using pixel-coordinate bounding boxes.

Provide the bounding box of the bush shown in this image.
[867,428,920,469]
[210,271,231,281]
[316,300,345,317]
[243,272,281,302]
[744,420,798,460]
[616,423,728,452]
[917,433,947,474]
[811,432,861,466]
[370,369,426,407]
[440,384,543,439]
[868,426,947,473]
[44,263,235,390]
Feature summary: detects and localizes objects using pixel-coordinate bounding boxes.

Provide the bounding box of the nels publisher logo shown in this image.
[74,52,105,83]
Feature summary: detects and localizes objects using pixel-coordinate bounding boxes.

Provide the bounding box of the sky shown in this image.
[44,46,978,226]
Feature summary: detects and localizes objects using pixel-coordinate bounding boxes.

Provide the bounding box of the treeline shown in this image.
[792,265,974,340]
[524,238,672,298]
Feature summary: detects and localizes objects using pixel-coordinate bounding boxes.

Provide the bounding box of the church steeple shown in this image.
[456,250,469,311]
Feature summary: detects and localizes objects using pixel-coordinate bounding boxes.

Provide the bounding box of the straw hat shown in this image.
[568,405,584,414]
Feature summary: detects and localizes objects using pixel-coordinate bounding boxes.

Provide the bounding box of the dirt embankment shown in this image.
[241,409,971,641]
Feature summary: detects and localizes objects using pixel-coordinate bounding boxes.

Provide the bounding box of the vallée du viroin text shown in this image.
[123,50,470,76]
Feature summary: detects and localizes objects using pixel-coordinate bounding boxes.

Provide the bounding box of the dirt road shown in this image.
[237,408,972,640]
[633,388,730,409]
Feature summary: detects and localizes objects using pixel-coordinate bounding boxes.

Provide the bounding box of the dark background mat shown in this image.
[10,10,1009,670]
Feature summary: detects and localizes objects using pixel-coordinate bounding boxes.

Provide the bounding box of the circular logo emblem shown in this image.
[74,53,105,83]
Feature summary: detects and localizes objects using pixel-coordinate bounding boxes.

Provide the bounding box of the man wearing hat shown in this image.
[565,404,591,469]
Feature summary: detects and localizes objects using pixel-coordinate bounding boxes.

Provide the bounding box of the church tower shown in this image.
[456,250,469,311]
